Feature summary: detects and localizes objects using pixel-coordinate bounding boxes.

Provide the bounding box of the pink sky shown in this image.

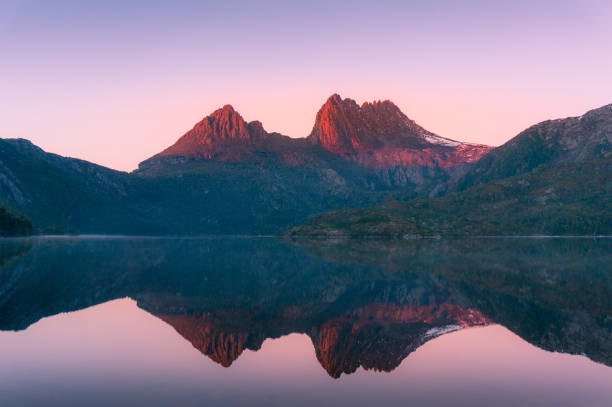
[1,1,611,171]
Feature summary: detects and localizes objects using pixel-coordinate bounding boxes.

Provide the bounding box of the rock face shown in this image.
[308,94,433,153]
[154,105,306,164]
[159,105,265,158]
[151,94,492,169]
[307,94,492,168]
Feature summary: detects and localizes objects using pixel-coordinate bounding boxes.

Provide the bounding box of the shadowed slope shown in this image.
[459,103,612,190]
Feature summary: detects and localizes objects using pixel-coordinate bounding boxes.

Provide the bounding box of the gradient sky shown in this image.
[1,0,611,171]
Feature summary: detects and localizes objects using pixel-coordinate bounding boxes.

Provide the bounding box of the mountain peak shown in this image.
[361,99,396,109]
[156,105,267,159]
[309,94,444,154]
[207,104,241,123]
[306,94,492,167]
[326,93,343,103]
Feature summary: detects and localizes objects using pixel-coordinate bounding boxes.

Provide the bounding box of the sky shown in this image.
[1,0,611,171]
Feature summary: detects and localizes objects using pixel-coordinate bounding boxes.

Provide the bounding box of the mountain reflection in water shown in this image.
[0,236,610,380]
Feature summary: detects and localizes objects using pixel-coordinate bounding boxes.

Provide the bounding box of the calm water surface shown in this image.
[0,237,610,406]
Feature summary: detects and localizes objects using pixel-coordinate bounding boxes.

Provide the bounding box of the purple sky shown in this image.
[1,0,611,171]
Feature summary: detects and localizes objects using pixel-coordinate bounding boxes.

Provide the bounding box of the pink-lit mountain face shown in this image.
[155,302,490,377]
[152,94,492,169]
[308,94,491,168]
[158,105,273,158]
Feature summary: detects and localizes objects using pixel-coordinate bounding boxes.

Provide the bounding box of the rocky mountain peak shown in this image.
[308,94,449,154]
[157,105,268,158]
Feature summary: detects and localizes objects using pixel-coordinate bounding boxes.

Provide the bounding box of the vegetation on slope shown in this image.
[285,157,612,237]
[0,138,460,235]
[0,208,32,236]
[457,103,611,190]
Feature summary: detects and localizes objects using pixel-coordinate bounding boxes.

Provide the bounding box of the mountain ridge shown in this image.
[146,94,492,169]
[2,97,609,236]
[458,103,612,190]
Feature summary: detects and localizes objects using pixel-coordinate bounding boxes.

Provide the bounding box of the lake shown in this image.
[0,236,610,406]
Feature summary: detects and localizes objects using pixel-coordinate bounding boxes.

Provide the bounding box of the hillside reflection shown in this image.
[0,236,610,377]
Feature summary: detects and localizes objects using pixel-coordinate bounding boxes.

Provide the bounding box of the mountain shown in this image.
[0,207,31,236]
[145,94,491,170]
[458,103,612,190]
[308,94,491,168]
[286,103,612,237]
[0,94,491,234]
[2,98,608,236]
[0,138,144,234]
[0,136,386,234]
[159,105,267,158]
[151,104,317,166]
[285,157,612,237]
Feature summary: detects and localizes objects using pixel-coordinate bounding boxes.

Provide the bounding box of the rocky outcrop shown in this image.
[157,105,266,158]
[153,105,310,165]
[308,94,491,168]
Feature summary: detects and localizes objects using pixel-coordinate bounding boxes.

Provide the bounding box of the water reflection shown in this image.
[0,237,610,378]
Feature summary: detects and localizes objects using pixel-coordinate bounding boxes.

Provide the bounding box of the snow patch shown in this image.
[425,324,462,337]
[424,134,460,147]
